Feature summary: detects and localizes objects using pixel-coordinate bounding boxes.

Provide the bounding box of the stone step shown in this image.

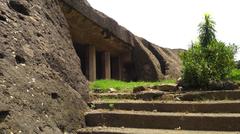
[85,110,240,131]
[91,90,240,101]
[91,92,178,101]
[180,90,240,101]
[91,93,136,100]
[77,127,240,134]
[91,100,240,113]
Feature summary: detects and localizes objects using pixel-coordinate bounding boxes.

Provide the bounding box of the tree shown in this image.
[198,14,216,47]
[181,14,236,89]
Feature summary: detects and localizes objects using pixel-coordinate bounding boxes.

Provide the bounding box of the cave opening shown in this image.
[73,43,88,79]
[73,42,124,81]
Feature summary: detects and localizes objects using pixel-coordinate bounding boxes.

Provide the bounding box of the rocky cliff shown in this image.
[0,0,89,133]
[62,0,183,81]
[0,0,183,133]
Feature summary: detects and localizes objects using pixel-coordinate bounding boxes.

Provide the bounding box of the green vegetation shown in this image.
[199,14,216,47]
[229,69,240,81]
[181,14,237,89]
[236,60,240,69]
[90,79,175,92]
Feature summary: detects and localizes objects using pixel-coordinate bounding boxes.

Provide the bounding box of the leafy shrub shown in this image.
[229,69,240,81]
[181,14,236,89]
[181,41,235,88]
[181,43,208,88]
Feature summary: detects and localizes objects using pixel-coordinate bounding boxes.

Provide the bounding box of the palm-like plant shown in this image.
[199,14,216,47]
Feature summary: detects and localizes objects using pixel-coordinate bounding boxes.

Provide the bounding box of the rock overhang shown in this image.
[60,0,134,56]
[60,0,184,81]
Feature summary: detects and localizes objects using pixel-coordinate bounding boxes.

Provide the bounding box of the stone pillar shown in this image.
[88,45,96,81]
[117,57,122,80]
[102,52,111,79]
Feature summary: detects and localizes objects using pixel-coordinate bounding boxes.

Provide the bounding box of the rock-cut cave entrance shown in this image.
[73,42,123,81]
[61,2,134,82]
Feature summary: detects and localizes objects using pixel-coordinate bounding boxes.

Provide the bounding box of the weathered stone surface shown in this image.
[132,37,164,81]
[85,110,240,131]
[140,38,184,79]
[78,127,240,134]
[161,94,177,101]
[60,0,132,57]
[107,88,117,93]
[179,90,240,101]
[92,101,240,113]
[0,0,89,133]
[135,91,165,101]
[0,103,9,112]
[91,93,136,100]
[133,86,149,93]
[151,84,178,92]
[62,0,135,48]
[208,80,239,90]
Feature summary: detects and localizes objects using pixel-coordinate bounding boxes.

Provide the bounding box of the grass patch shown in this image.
[90,79,176,93]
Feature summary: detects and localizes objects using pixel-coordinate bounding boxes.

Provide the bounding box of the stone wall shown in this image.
[0,0,89,133]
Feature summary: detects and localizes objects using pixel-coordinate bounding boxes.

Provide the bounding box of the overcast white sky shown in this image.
[88,0,240,60]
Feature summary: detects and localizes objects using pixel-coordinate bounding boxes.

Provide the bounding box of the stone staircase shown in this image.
[78,90,240,134]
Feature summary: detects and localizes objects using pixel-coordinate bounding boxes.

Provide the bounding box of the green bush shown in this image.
[229,69,240,81]
[181,41,236,88]
[181,14,236,89]
[181,43,208,88]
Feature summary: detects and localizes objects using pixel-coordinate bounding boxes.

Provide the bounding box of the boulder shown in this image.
[161,94,176,101]
[135,91,165,101]
[108,88,117,93]
[0,0,89,133]
[133,86,149,93]
[151,84,178,92]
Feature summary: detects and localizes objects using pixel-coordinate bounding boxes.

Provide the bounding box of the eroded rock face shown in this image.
[139,37,184,79]
[132,37,164,81]
[0,0,89,133]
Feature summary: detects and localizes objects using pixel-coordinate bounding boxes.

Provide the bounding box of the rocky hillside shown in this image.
[0,0,89,133]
